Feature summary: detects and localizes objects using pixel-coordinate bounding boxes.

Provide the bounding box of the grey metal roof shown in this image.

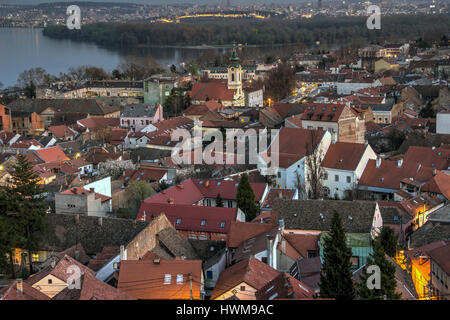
[121,103,158,118]
[274,200,378,234]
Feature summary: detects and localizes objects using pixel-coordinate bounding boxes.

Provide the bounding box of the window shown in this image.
[307,251,318,258]
[227,200,233,208]
[200,220,206,226]
[323,187,330,197]
[350,256,359,269]
[220,221,226,228]
[206,271,213,279]
[164,274,171,284]
[32,253,39,262]
[335,175,339,182]
[261,257,268,264]
[240,285,246,291]
[176,218,182,225]
[346,176,351,183]
[205,199,211,206]
[48,279,52,284]
[323,172,328,180]
[277,171,281,178]
[176,274,183,284]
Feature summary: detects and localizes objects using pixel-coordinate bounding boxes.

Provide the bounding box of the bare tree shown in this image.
[292,170,307,200]
[17,67,52,88]
[303,130,326,199]
[118,56,164,80]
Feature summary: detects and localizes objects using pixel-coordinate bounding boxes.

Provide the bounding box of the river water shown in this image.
[0,27,283,88]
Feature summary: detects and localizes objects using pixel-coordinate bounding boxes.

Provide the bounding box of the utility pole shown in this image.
[189,273,193,300]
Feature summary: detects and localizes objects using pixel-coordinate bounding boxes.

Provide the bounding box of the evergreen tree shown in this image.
[356,239,401,300]
[378,226,398,257]
[24,81,36,99]
[236,174,259,221]
[216,193,224,207]
[2,154,47,275]
[0,188,18,277]
[183,94,192,109]
[319,211,355,300]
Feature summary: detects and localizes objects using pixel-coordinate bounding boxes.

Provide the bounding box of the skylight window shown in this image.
[164,274,171,284]
[201,220,206,226]
[176,218,182,224]
[220,221,226,228]
[176,274,183,284]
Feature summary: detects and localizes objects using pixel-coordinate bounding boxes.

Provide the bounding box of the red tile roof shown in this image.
[10,139,42,149]
[359,146,450,190]
[144,178,266,205]
[34,146,70,163]
[188,81,235,102]
[227,221,277,248]
[210,258,281,300]
[79,273,135,300]
[0,131,17,144]
[77,117,120,129]
[124,166,168,183]
[48,125,76,139]
[421,171,450,200]
[27,255,95,287]
[262,127,325,169]
[301,103,346,122]
[261,188,296,210]
[321,142,368,171]
[61,187,111,203]
[117,259,203,300]
[137,202,237,234]
[427,243,450,275]
[0,280,51,300]
[400,194,444,217]
[282,233,320,260]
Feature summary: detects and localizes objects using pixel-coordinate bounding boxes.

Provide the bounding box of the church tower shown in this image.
[227,47,244,105]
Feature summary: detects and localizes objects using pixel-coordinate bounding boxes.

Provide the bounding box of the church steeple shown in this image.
[229,46,240,68]
[227,43,243,104]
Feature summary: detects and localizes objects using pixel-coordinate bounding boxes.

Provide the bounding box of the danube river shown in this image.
[0,27,279,88]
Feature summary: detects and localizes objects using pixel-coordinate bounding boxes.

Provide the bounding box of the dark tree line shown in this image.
[43,15,450,48]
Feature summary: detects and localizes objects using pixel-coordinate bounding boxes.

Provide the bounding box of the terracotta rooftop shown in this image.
[117,259,203,300]
[321,142,369,171]
[137,202,238,234]
[210,258,281,300]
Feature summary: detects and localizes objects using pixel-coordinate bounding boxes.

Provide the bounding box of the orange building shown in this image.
[0,104,12,132]
[407,240,450,299]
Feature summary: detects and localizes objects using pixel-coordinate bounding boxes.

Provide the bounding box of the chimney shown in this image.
[120,245,125,261]
[397,158,403,168]
[433,169,437,176]
[153,257,160,264]
[266,235,272,267]
[75,214,80,224]
[376,157,381,168]
[98,217,103,226]
[278,191,283,199]
[16,279,23,294]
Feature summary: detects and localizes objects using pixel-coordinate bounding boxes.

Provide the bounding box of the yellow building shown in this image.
[374,58,399,73]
